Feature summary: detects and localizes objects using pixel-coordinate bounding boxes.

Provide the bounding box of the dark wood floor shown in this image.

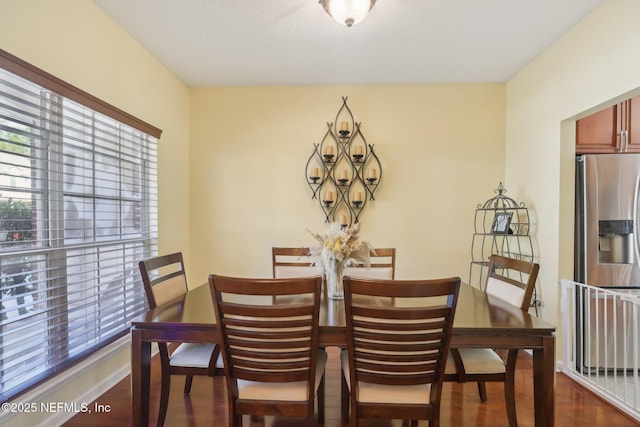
[64,347,638,426]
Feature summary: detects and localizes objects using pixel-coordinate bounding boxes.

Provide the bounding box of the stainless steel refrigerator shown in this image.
[575,154,640,371]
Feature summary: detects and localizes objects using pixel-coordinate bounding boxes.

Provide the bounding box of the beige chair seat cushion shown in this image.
[340,350,431,404]
[170,343,222,368]
[445,348,506,375]
[237,349,327,401]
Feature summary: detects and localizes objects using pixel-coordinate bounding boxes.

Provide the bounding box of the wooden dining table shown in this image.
[131,281,556,426]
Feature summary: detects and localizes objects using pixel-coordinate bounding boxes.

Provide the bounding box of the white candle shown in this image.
[354,191,363,202]
[341,169,348,180]
[325,191,334,202]
[340,121,349,131]
[312,167,320,177]
[354,145,363,155]
[339,214,348,225]
[367,168,377,179]
[325,145,334,155]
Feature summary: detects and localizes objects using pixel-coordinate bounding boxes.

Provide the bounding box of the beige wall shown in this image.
[189,85,505,285]
[506,0,640,346]
[0,1,190,425]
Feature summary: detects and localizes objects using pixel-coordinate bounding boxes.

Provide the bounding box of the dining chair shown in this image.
[341,276,461,427]
[271,247,319,278]
[138,252,222,427]
[444,254,540,427]
[337,247,397,419]
[209,274,326,427]
[343,247,396,280]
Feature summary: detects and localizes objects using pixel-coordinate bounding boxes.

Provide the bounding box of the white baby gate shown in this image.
[560,279,640,422]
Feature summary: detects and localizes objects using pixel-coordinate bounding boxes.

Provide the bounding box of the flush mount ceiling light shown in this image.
[319,0,377,28]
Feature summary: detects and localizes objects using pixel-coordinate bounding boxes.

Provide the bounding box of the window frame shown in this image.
[0,48,161,402]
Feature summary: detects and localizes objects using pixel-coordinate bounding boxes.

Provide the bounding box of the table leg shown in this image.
[131,329,151,426]
[533,335,555,427]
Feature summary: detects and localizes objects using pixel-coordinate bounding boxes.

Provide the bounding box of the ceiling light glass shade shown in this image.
[319,0,377,28]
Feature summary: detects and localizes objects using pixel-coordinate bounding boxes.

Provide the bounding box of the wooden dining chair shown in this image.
[138,252,222,427]
[444,254,540,427]
[343,247,396,280]
[341,276,461,427]
[209,274,326,427]
[271,247,319,278]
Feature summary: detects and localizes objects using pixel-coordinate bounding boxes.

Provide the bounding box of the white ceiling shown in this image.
[93,0,605,87]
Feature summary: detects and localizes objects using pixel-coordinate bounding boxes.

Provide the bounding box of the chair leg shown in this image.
[341,368,349,423]
[477,381,488,402]
[318,374,325,423]
[158,370,171,427]
[183,375,194,395]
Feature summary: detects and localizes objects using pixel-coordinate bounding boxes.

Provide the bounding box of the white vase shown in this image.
[326,259,344,299]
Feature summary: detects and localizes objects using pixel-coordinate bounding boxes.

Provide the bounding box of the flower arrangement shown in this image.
[308,222,374,270]
[307,222,374,298]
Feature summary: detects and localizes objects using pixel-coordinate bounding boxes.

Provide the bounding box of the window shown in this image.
[0,49,160,401]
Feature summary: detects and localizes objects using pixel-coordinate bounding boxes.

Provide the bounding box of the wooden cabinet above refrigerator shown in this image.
[576,95,640,154]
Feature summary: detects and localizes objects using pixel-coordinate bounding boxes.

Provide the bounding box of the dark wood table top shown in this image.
[133,281,555,341]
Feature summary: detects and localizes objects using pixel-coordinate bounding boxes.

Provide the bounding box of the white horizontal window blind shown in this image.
[0,51,159,401]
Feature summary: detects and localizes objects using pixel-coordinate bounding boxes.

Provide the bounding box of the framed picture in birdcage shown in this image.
[491,212,513,234]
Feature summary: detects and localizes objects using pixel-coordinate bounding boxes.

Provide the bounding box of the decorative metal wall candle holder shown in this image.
[305,97,382,225]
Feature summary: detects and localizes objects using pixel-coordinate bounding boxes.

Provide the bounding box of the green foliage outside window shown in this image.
[0,127,33,313]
